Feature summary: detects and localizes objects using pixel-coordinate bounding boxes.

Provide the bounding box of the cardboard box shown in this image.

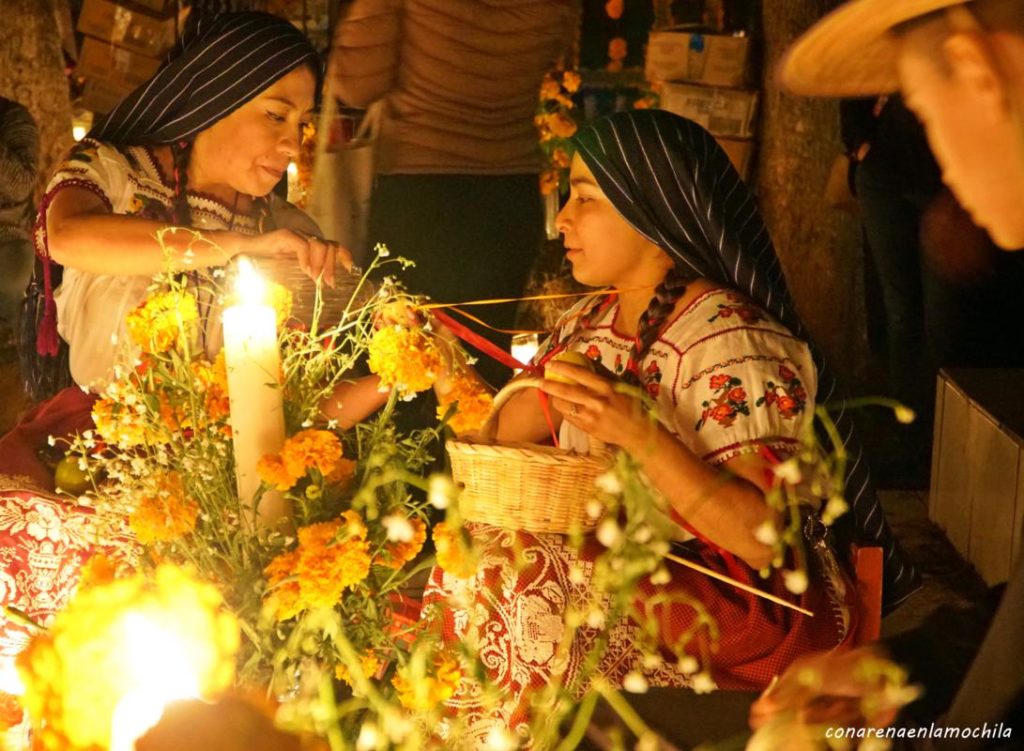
[715,137,754,179]
[930,368,1024,585]
[659,83,759,139]
[646,29,752,87]
[81,78,132,114]
[77,0,182,57]
[78,36,163,91]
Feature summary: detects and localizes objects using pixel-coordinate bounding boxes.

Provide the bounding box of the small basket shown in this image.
[446,378,611,533]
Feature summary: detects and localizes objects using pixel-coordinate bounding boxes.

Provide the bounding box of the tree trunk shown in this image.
[755,0,870,382]
[0,0,73,201]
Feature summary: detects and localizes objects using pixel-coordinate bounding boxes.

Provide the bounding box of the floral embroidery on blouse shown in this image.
[584,344,601,361]
[644,360,663,397]
[695,373,750,431]
[756,364,808,419]
[706,293,764,325]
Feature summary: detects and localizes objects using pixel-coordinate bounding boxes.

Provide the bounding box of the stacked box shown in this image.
[645,27,758,179]
[76,0,187,113]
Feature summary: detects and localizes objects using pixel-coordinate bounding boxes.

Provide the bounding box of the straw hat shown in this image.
[779,0,973,97]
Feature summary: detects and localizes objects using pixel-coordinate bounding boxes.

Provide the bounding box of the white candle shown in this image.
[223,258,289,530]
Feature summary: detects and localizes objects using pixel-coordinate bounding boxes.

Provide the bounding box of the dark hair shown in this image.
[623,266,689,386]
[169,139,195,226]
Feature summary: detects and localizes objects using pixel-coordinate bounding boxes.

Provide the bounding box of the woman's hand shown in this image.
[240,229,352,286]
[538,362,654,450]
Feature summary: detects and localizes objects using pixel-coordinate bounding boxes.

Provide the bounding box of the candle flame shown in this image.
[235,257,266,305]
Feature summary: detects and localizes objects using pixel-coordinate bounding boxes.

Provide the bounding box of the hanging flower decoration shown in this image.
[535,69,582,197]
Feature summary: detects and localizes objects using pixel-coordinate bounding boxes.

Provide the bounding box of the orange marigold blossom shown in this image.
[391,651,462,712]
[192,352,230,423]
[129,472,200,544]
[562,70,581,93]
[334,650,382,687]
[326,456,357,488]
[280,429,342,479]
[539,170,560,195]
[267,282,293,328]
[548,112,578,139]
[378,517,427,569]
[263,511,371,621]
[125,290,199,355]
[367,325,444,394]
[437,374,493,434]
[608,37,628,61]
[432,521,476,579]
[257,454,300,492]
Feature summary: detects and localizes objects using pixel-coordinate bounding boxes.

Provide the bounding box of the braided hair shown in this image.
[622,266,690,387]
[169,139,194,226]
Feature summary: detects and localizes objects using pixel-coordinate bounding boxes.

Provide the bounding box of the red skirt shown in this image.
[423,524,857,743]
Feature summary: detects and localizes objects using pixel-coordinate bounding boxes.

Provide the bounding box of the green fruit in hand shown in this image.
[54,456,92,495]
[545,351,594,385]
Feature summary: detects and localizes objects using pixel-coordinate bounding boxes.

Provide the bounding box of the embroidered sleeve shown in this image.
[41,139,131,215]
[531,295,603,366]
[673,327,817,466]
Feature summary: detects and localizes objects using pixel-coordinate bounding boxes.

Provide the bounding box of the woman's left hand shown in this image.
[539,363,654,450]
[294,231,354,287]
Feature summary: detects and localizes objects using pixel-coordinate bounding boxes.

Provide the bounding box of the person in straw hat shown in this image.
[780,0,1024,251]
[744,3,1024,747]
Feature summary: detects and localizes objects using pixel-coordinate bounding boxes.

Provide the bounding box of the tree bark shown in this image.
[755,0,870,382]
[0,0,73,201]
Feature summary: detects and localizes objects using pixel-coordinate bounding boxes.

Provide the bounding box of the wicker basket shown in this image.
[446,378,611,533]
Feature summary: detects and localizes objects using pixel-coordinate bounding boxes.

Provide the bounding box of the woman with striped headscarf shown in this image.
[423,110,917,740]
[2,12,386,494]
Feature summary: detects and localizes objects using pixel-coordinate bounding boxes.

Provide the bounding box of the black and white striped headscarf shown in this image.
[574,109,919,610]
[90,12,320,145]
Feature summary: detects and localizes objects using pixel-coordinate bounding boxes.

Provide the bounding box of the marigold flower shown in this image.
[125,290,199,355]
[608,37,628,61]
[367,325,444,395]
[257,454,299,492]
[192,352,230,424]
[432,521,476,579]
[437,374,493,434]
[334,651,382,687]
[267,282,293,328]
[92,393,165,448]
[562,70,582,93]
[280,429,342,479]
[378,517,427,569]
[539,76,562,101]
[129,472,200,544]
[547,112,578,139]
[77,553,134,591]
[392,651,462,712]
[326,457,358,488]
[539,170,560,195]
[264,511,371,620]
[604,0,624,20]
[552,148,571,169]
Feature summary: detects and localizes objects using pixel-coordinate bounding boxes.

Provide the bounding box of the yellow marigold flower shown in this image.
[264,511,371,621]
[17,565,238,751]
[280,429,342,479]
[192,352,230,424]
[129,472,200,544]
[125,290,199,355]
[92,394,165,448]
[608,37,628,61]
[379,517,427,569]
[257,454,301,492]
[77,553,134,591]
[367,325,444,395]
[437,374,493,434]
[334,650,382,687]
[548,111,578,139]
[562,70,582,94]
[539,76,562,101]
[392,652,462,712]
[433,521,476,579]
[267,281,293,328]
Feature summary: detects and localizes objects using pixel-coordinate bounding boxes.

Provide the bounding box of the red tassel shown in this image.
[36,258,58,357]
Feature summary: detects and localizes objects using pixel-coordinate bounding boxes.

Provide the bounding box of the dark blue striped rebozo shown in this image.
[89,11,320,145]
[574,109,920,611]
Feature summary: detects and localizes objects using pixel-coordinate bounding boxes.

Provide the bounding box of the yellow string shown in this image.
[418,288,615,310]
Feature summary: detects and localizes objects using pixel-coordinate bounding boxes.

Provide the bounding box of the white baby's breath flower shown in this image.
[382,513,415,543]
[77,459,87,471]
[691,671,717,694]
[376,244,390,258]
[109,333,118,346]
[642,652,663,670]
[568,564,586,584]
[212,268,226,278]
[632,525,652,544]
[586,609,606,629]
[596,518,622,548]
[650,567,671,585]
[326,419,339,430]
[47,435,56,447]
[773,458,803,485]
[585,499,604,520]
[677,655,699,675]
[301,419,314,428]
[783,569,809,595]
[428,474,454,509]
[894,405,916,424]
[622,671,649,694]
[754,520,779,546]
[595,470,623,495]
[484,726,518,751]
[356,722,380,751]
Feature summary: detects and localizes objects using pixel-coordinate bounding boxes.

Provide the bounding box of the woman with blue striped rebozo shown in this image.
[2,12,388,493]
[424,110,919,737]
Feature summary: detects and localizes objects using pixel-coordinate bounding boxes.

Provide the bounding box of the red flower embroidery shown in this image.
[778,365,796,381]
[585,344,601,361]
[710,403,735,422]
[727,387,746,402]
[696,373,750,431]
[756,363,807,420]
[710,374,731,390]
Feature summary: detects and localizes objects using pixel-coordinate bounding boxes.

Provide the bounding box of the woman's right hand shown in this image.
[239,229,347,287]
